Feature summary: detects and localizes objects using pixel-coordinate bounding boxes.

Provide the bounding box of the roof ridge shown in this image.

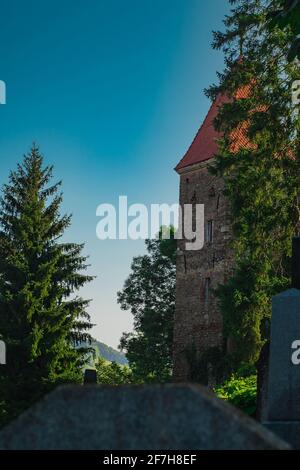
[175,93,227,172]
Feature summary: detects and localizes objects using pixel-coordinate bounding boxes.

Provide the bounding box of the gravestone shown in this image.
[84,368,97,384]
[0,384,289,450]
[292,236,300,289]
[263,237,300,448]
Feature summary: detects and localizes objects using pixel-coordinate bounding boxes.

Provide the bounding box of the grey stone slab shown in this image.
[0,384,290,450]
[267,289,300,421]
[264,421,300,449]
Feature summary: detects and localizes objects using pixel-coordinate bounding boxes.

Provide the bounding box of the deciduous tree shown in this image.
[118,228,176,382]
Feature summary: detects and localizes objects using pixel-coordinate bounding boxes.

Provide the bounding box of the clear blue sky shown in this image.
[0,0,230,348]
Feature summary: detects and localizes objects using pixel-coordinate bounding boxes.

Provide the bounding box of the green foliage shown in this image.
[118,228,176,383]
[0,145,93,425]
[215,374,257,416]
[207,0,300,370]
[158,226,177,264]
[96,357,134,385]
[267,0,300,61]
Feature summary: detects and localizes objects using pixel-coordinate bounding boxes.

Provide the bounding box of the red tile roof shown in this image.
[175,93,228,172]
[175,85,253,172]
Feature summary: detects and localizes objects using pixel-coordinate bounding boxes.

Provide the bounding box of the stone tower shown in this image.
[173,90,249,383]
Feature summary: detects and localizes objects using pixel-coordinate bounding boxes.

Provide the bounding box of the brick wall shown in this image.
[173,160,234,382]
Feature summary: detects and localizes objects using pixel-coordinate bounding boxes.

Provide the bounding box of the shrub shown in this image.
[95,357,134,385]
[215,374,257,416]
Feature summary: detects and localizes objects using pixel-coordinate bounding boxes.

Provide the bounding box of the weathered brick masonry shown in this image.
[173,162,234,382]
[172,91,248,382]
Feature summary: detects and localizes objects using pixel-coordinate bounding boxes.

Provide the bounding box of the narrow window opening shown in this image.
[206,220,214,243]
[209,187,216,198]
[192,204,196,232]
[204,278,211,305]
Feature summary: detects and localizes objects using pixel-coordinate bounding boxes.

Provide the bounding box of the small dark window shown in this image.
[209,187,216,197]
[186,178,190,184]
[212,252,216,269]
[191,191,196,203]
[217,194,221,210]
[204,278,211,304]
[192,204,196,232]
[206,220,214,243]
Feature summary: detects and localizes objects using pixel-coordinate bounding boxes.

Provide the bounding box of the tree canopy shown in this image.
[207,0,300,370]
[0,146,93,423]
[118,227,176,383]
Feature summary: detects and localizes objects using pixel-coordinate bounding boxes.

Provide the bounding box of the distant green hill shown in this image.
[78,339,128,366]
[92,340,128,365]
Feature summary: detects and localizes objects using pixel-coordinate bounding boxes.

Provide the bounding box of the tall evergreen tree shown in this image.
[118,228,176,383]
[0,145,93,422]
[267,0,300,61]
[206,0,300,370]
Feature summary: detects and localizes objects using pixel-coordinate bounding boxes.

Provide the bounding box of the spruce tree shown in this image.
[0,145,93,422]
[206,0,300,370]
[267,0,300,61]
